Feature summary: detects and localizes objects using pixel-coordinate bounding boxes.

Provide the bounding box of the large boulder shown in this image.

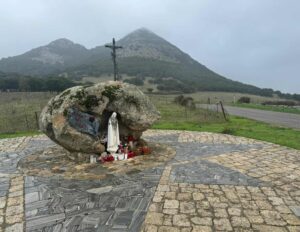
[39,81,160,154]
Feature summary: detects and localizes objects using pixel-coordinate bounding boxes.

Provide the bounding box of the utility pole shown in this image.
[105,38,123,81]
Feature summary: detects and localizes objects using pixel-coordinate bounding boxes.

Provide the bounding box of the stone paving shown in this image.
[0,130,299,231]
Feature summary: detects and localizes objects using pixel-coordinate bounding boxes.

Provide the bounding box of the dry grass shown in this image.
[0,92,56,133]
[0,89,282,134]
[0,90,276,133]
[155,92,282,104]
[81,75,282,104]
[148,95,225,124]
[0,91,226,133]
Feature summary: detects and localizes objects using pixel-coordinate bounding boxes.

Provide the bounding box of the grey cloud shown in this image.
[0,0,299,93]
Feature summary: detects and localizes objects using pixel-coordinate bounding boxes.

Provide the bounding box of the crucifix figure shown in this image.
[105,38,123,81]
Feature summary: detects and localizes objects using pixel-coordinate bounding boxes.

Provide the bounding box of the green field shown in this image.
[0,91,299,150]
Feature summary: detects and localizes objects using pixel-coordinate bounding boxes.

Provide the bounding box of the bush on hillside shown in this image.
[124,77,144,86]
[262,101,296,106]
[0,76,76,92]
[174,95,196,109]
[147,88,154,93]
[238,96,251,104]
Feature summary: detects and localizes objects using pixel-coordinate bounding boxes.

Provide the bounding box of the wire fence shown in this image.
[0,92,228,134]
[0,110,42,133]
[147,95,228,124]
[0,92,55,134]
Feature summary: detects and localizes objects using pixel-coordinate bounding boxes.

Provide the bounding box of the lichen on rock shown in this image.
[39,81,160,154]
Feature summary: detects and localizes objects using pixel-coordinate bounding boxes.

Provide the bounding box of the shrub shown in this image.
[147,88,154,93]
[238,96,251,104]
[174,95,185,105]
[262,101,296,106]
[174,95,195,109]
[221,126,236,135]
[124,77,144,86]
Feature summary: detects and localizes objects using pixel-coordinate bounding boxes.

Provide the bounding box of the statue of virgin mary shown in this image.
[107,112,120,155]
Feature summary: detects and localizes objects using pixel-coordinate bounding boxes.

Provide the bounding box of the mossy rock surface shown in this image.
[39,81,160,155]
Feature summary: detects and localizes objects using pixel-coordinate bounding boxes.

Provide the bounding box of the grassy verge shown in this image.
[153,116,300,150]
[231,103,300,115]
[0,131,41,139]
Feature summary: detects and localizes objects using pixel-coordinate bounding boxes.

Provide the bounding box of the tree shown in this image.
[238,97,251,104]
[124,77,144,86]
[147,88,153,93]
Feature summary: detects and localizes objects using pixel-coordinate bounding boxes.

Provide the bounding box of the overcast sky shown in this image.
[0,0,299,94]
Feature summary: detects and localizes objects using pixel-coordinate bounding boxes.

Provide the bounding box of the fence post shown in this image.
[219,101,228,121]
[25,114,29,130]
[35,112,39,130]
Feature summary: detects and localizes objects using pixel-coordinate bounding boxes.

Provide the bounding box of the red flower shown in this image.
[127,151,135,158]
[102,155,115,163]
[127,135,134,142]
[142,146,150,154]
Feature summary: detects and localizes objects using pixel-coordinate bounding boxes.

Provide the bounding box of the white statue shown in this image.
[107,112,120,156]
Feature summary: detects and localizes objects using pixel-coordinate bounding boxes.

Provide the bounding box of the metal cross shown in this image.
[105,38,123,81]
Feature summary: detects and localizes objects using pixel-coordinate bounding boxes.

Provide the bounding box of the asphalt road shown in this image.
[199,104,300,130]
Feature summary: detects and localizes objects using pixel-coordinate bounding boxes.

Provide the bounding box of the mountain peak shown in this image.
[120,27,162,43]
[117,27,194,64]
[48,38,76,48]
[131,27,155,34]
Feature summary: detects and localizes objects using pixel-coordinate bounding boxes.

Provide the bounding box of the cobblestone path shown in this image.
[0,130,300,231]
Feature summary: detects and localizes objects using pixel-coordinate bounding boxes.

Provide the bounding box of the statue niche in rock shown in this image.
[39,81,160,155]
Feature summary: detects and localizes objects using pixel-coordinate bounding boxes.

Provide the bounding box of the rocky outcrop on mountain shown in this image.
[39,81,160,154]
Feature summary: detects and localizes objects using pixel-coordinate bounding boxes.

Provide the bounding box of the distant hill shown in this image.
[0,38,89,76]
[0,28,294,98]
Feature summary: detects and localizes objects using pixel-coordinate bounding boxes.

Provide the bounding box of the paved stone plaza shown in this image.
[0,130,300,231]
